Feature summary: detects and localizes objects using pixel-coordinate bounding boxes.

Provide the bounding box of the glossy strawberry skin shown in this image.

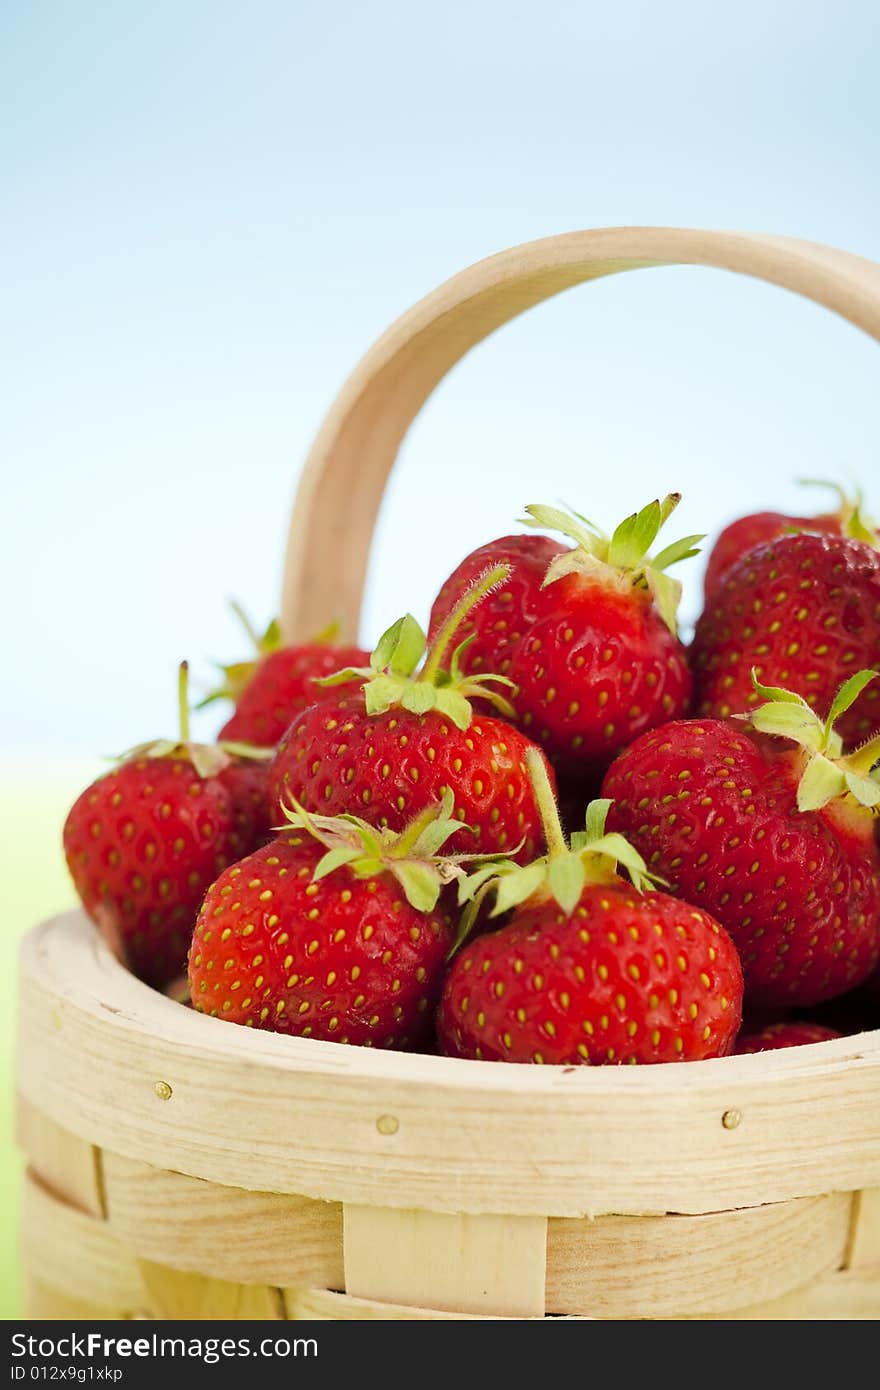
[692,534,880,746]
[438,884,742,1064]
[507,574,692,772]
[428,535,567,676]
[733,1021,841,1054]
[269,693,551,863]
[219,643,370,746]
[188,833,452,1047]
[703,511,840,598]
[602,720,880,1007]
[64,758,271,988]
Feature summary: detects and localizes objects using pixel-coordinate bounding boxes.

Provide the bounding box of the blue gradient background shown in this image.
[1,0,879,1320]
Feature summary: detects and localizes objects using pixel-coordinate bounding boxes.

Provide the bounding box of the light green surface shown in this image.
[1,758,100,1320]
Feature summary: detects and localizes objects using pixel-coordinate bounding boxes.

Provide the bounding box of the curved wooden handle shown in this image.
[280,226,880,641]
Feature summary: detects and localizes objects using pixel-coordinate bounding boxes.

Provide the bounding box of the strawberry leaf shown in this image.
[746,702,826,749]
[313,846,364,879]
[521,503,601,554]
[449,634,476,684]
[651,533,705,573]
[824,669,877,736]
[657,492,683,526]
[844,770,880,808]
[541,549,608,589]
[371,614,426,677]
[400,683,437,715]
[363,674,406,716]
[749,671,813,708]
[548,855,586,914]
[318,666,370,690]
[393,863,442,913]
[434,687,473,731]
[457,861,520,904]
[581,832,660,895]
[217,740,275,762]
[796,754,846,812]
[410,811,468,859]
[845,502,879,546]
[643,568,682,634]
[608,499,663,569]
[457,674,518,720]
[186,743,234,779]
[583,797,611,842]
[490,863,546,916]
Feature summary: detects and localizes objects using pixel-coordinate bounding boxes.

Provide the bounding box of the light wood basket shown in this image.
[17,227,880,1321]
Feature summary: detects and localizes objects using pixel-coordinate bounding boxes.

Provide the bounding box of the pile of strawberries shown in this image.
[64,485,880,1065]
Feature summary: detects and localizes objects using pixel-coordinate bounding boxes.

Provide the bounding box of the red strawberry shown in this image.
[602,671,880,1006]
[438,749,743,1064]
[270,568,553,864]
[734,1021,841,1054]
[429,534,567,675]
[202,605,369,747]
[692,532,880,746]
[501,497,697,772]
[703,483,876,598]
[188,795,473,1047]
[63,664,273,988]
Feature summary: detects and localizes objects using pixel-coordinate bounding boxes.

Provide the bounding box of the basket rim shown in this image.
[20,909,880,1089]
[16,911,880,1218]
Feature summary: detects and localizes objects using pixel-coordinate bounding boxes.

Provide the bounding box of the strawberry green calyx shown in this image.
[743,668,880,812]
[796,479,878,547]
[198,601,287,708]
[453,748,661,950]
[319,565,517,731]
[520,495,703,633]
[120,662,274,780]
[199,601,344,709]
[279,789,496,912]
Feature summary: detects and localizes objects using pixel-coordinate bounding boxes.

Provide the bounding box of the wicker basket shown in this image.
[17,227,880,1321]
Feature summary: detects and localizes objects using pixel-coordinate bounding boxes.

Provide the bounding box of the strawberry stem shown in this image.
[391,800,448,857]
[421,564,510,682]
[229,599,262,652]
[525,747,567,860]
[178,662,191,743]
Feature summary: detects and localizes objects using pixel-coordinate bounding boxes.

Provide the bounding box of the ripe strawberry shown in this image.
[429,534,567,675]
[692,532,880,745]
[188,794,474,1047]
[201,604,369,747]
[63,664,272,988]
[703,483,876,598]
[270,567,553,863]
[734,1021,841,1054]
[602,671,880,1006]
[501,496,697,772]
[438,749,743,1064]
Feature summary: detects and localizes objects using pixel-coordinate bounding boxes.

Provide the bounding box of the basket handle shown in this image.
[280,226,880,641]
